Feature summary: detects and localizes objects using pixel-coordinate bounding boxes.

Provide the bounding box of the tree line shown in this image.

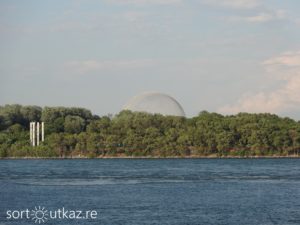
[0,104,300,158]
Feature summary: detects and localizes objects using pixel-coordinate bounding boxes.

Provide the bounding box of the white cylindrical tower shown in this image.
[32,122,36,147]
[30,121,45,146]
[41,122,44,142]
[30,122,33,143]
[37,122,40,146]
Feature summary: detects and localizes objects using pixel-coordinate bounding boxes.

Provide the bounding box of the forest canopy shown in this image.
[0,104,299,158]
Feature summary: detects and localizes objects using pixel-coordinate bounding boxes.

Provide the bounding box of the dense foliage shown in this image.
[0,104,300,158]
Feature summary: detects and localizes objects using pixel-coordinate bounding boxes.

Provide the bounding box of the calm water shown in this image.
[0,159,300,225]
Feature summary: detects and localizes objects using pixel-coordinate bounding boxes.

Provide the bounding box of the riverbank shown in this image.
[1,155,299,159]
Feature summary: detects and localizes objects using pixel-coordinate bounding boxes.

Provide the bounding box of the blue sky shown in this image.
[1,0,300,119]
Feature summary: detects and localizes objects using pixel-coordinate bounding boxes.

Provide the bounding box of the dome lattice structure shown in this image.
[123,92,185,117]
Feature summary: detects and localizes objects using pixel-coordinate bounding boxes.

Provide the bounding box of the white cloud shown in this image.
[228,10,286,23]
[245,13,273,22]
[202,0,261,9]
[263,51,300,66]
[106,0,182,5]
[219,50,300,115]
[203,1,287,25]
[64,59,157,74]
[247,10,285,22]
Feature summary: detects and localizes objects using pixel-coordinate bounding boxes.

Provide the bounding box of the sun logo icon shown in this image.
[31,206,48,224]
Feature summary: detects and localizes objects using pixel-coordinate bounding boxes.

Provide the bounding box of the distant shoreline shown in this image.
[1,155,299,160]
[1,106,300,159]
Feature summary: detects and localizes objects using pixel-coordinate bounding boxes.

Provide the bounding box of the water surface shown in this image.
[0,159,300,225]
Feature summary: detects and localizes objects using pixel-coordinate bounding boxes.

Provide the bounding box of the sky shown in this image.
[0,0,300,119]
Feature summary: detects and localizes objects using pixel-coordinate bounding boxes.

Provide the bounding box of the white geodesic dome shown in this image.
[123,92,185,117]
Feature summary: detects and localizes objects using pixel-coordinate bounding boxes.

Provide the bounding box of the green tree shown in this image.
[64,115,85,134]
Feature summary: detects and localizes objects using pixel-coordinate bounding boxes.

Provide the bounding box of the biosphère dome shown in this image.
[123,92,185,117]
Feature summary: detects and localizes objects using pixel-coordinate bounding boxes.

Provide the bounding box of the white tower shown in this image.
[42,122,44,142]
[30,121,45,147]
[37,122,40,146]
[30,122,33,143]
[32,122,36,146]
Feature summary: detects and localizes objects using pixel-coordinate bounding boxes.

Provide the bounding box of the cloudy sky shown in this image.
[1,0,300,119]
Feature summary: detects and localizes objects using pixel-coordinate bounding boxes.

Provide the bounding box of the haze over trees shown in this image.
[0,104,300,158]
